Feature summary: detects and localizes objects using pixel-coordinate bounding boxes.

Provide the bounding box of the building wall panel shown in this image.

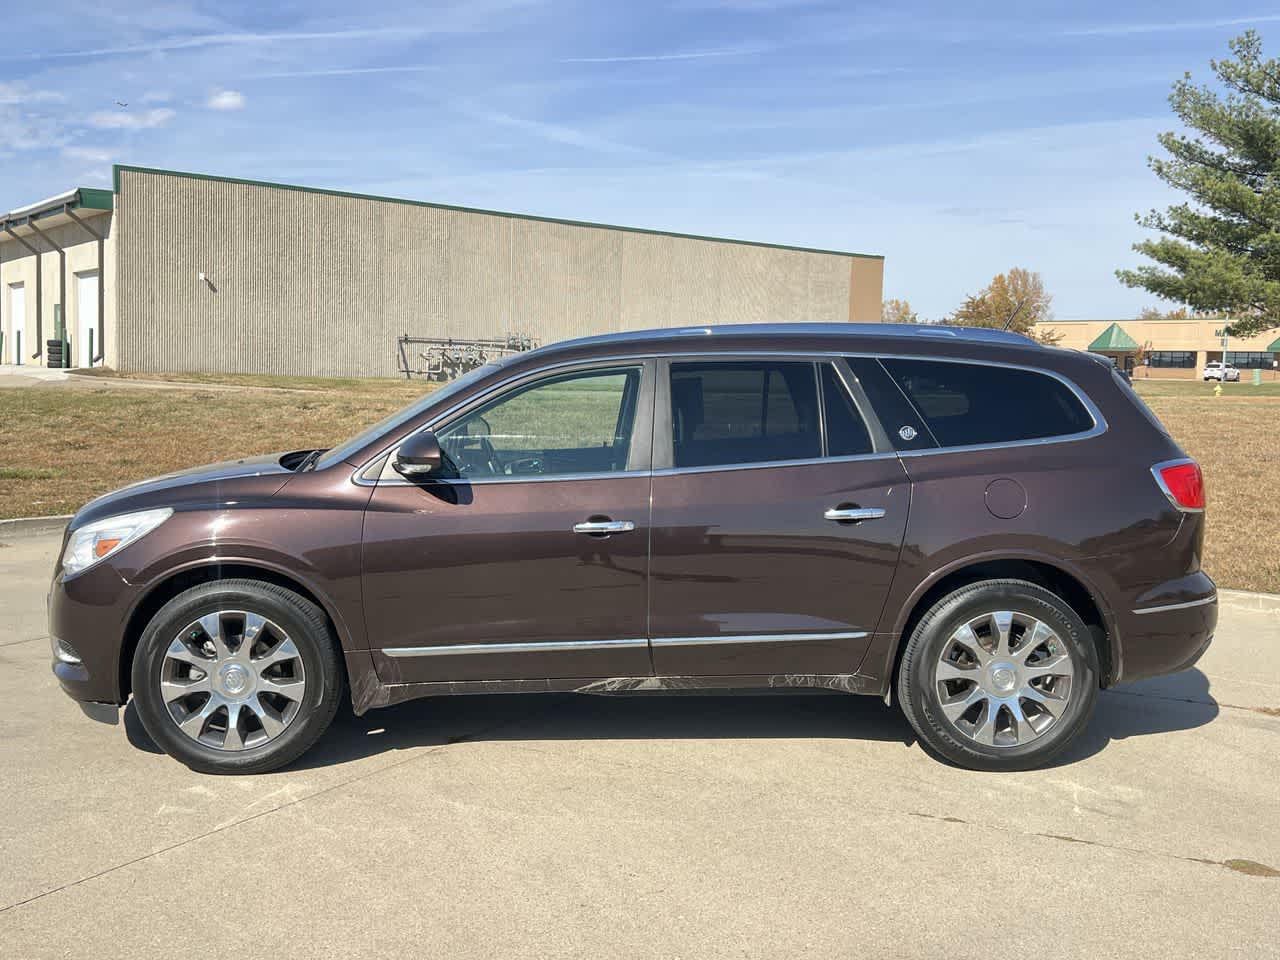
[115,169,883,378]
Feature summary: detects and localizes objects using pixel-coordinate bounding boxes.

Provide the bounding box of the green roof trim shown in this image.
[1267,335,1280,352]
[77,187,114,210]
[111,163,883,261]
[1088,322,1140,351]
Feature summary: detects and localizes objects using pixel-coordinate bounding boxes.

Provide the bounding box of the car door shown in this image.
[362,359,655,684]
[648,356,909,677]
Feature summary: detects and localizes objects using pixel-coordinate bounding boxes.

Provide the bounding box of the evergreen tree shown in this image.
[1117,31,1280,338]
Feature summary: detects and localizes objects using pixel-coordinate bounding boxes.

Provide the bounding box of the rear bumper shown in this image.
[1114,572,1217,684]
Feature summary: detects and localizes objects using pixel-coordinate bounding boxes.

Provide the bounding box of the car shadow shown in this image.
[1050,667,1219,768]
[123,668,1220,773]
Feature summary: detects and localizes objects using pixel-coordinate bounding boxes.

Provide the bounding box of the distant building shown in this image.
[1034,317,1280,378]
[1,166,885,378]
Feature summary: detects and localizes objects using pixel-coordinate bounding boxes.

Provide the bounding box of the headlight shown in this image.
[61,508,174,577]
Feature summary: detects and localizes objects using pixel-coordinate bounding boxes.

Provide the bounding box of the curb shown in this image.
[0,515,72,538]
[1218,589,1280,614]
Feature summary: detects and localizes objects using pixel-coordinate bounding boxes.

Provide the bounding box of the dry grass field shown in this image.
[1,370,1276,593]
[1133,380,1280,594]
[0,373,433,519]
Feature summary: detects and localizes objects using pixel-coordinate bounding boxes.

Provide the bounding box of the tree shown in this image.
[947,267,1055,340]
[881,298,918,323]
[1117,31,1280,339]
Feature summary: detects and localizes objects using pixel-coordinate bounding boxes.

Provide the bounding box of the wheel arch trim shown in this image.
[117,555,376,707]
[864,549,1121,694]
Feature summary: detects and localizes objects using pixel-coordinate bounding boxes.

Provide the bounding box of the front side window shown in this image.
[670,361,821,468]
[437,366,643,479]
[879,358,1094,447]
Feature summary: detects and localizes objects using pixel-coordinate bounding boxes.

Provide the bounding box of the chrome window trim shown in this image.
[651,451,899,478]
[877,356,1107,456]
[351,348,1107,485]
[1150,457,1206,514]
[1131,595,1216,615]
[383,638,648,657]
[364,468,652,488]
[650,630,869,647]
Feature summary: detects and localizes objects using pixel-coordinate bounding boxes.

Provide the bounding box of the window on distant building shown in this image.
[1146,351,1197,369]
[1224,351,1276,369]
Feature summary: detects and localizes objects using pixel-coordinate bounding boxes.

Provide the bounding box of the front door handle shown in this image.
[573,519,636,535]
[824,506,886,522]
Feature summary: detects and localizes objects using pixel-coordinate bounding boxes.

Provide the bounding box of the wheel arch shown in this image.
[884,555,1117,697]
[118,559,354,702]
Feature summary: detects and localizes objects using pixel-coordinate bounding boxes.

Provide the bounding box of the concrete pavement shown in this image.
[1,528,1277,958]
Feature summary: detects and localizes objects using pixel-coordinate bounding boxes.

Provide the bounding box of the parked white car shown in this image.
[1202,361,1240,382]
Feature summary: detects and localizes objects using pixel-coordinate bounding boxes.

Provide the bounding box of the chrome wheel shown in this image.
[934,610,1075,748]
[160,610,306,751]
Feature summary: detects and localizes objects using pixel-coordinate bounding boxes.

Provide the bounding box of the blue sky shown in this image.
[1,1,1274,320]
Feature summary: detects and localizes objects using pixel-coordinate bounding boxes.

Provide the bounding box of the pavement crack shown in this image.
[1104,686,1279,718]
[0,707,547,915]
[0,634,46,649]
[907,810,1278,879]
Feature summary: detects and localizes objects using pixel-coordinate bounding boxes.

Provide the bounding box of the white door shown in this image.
[76,272,99,368]
[7,283,24,366]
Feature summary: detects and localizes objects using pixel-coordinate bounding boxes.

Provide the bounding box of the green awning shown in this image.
[1267,335,1280,352]
[1089,322,1140,351]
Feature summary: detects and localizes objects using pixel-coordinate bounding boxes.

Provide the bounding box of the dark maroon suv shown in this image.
[49,324,1216,773]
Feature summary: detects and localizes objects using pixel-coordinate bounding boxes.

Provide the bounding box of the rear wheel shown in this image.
[897,579,1098,771]
[131,579,343,774]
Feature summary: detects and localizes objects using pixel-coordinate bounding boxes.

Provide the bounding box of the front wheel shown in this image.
[897,579,1098,771]
[131,579,344,774]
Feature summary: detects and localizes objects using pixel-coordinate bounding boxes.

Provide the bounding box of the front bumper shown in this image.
[48,559,136,708]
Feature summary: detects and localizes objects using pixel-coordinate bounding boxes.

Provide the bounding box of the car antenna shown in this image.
[1002,297,1027,332]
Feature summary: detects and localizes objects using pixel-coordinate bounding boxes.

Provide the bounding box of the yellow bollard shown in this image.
[1213,383,1223,397]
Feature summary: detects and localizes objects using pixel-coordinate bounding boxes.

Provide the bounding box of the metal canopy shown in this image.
[1088,322,1140,352]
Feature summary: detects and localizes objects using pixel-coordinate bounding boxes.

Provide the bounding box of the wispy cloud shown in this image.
[0,82,65,105]
[207,90,245,110]
[560,47,763,63]
[456,104,659,157]
[250,64,440,79]
[87,107,176,130]
[2,26,425,61]
[1061,13,1280,37]
[62,145,115,163]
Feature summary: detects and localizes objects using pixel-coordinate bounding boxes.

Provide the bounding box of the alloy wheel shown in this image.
[160,610,307,751]
[934,610,1075,748]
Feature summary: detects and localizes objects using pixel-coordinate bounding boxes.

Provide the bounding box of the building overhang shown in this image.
[1,187,113,240]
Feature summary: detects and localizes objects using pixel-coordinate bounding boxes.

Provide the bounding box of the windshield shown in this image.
[315,361,508,470]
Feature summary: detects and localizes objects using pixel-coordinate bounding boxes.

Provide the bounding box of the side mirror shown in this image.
[394,430,443,478]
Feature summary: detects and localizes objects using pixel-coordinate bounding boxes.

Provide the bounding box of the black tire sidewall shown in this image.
[898,580,1099,771]
[131,580,343,774]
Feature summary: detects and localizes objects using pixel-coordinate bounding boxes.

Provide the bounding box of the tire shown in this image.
[131,579,344,774]
[897,579,1098,772]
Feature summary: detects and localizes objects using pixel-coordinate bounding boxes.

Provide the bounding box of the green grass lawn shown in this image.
[1132,377,1280,398]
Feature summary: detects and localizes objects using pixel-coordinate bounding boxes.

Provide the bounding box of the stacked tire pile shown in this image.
[46,339,67,369]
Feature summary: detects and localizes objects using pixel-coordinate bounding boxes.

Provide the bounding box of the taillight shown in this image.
[1152,459,1205,512]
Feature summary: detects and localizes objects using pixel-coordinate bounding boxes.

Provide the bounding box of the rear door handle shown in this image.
[824,507,886,522]
[573,520,636,535]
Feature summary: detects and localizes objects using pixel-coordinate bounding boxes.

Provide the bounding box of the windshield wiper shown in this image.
[296,449,326,472]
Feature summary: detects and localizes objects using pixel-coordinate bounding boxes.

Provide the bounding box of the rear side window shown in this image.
[879,358,1094,447]
[820,364,873,457]
[670,361,821,468]
[844,356,935,450]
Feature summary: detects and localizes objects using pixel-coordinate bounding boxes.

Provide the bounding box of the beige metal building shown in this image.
[1033,317,1280,379]
[2,166,884,378]
[1,188,114,369]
